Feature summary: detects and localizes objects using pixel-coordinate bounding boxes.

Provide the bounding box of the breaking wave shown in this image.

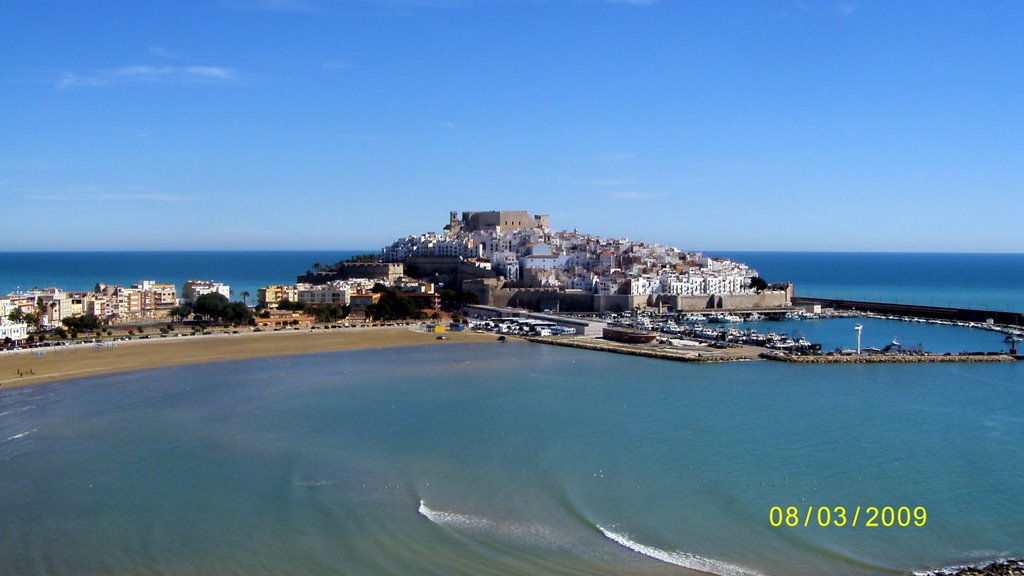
[4,428,37,442]
[597,525,766,576]
[417,500,559,546]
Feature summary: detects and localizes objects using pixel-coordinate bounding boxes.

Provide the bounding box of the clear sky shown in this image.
[2,0,1021,252]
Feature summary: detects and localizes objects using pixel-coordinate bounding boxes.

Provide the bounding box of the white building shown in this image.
[183,280,231,303]
[297,282,350,306]
[0,298,29,341]
[0,321,28,342]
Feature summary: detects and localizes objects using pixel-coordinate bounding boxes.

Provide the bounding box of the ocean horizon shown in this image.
[3,250,1023,313]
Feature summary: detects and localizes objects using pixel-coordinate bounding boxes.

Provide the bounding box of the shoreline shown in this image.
[0,326,496,390]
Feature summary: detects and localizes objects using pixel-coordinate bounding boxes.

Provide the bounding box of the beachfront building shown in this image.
[94,284,144,322]
[33,288,73,328]
[183,280,230,304]
[258,285,299,309]
[297,282,350,306]
[0,320,28,342]
[258,277,438,313]
[0,297,29,341]
[253,310,316,330]
[135,280,178,319]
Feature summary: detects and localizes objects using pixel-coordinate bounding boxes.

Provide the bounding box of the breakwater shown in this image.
[796,297,1024,326]
[523,336,762,363]
[762,352,1015,364]
[523,336,1017,365]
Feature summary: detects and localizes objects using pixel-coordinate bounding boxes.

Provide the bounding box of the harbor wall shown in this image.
[795,297,1024,326]
[463,279,793,313]
[652,290,790,311]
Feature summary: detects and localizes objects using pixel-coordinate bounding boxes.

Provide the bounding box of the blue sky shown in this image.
[2,0,1022,252]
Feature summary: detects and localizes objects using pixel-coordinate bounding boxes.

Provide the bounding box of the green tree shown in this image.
[365,289,423,322]
[193,293,230,319]
[439,289,479,311]
[169,305,193,321]
[310,303,349,323]
[749,276,769,292]
[277,299,307,312]
[62,313,101,332]
[223,302,254,325]
[7,308,24,323]
[345,253,380,264]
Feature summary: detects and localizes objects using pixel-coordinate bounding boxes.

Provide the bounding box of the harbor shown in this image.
[523,333,1015,364]
[475,303,1022,364]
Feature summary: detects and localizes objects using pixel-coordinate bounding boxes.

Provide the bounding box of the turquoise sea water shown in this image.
[739,317,1014,355]
[712,252,1024,313]
[2,342,1022,576]
[0,251,363,302]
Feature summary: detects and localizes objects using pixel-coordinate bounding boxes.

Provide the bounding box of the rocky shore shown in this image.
[917,558,1024,576]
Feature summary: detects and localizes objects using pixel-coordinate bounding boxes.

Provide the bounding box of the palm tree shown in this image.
[241,291,251,306]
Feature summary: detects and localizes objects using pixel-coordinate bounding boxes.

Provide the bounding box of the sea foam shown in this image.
[3,428,37,442]
[418,501,559,546]
[597,525,766,576]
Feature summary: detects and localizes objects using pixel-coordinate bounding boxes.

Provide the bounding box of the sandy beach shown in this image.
[0,326,497,390]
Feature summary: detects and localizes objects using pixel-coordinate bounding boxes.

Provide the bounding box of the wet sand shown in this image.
[0,327,496,390]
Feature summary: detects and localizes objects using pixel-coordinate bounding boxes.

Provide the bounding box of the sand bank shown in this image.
[0,327,497,390]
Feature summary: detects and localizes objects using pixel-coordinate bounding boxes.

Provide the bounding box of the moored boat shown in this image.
[708,313,743,323]
[602,326,658,344]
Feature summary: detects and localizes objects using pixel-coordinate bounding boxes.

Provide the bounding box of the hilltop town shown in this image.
[276,210,791,315]
[0,210,791,344]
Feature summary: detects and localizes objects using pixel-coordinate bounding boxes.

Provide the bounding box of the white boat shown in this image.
[746,312,764,322]
[708,313,743,323]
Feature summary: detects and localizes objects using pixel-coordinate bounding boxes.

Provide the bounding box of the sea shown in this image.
[1,251,1022,576]
[1,251,1022,313]
[0,251,362,305]
[711,252,1024,313]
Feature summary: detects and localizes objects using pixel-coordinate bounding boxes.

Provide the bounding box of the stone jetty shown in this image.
[523,336,763,363]
[762,352,1015,364]
[523,336,1017,364]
